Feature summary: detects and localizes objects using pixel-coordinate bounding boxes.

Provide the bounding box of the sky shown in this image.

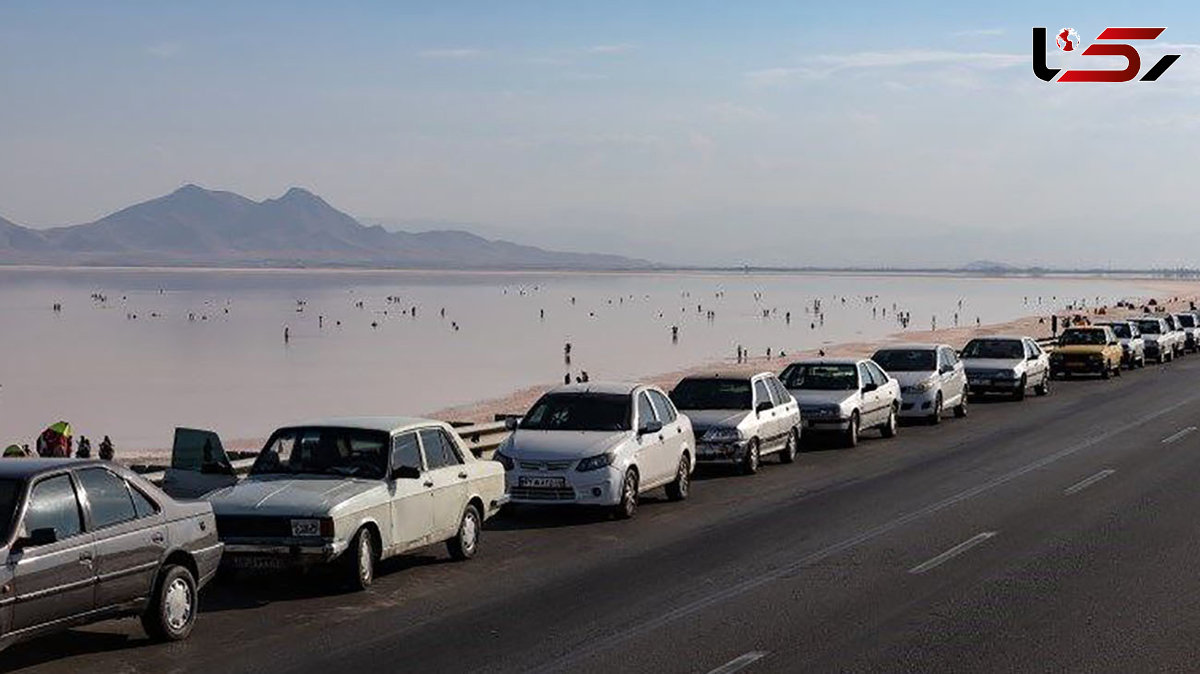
[1,1,1199,268]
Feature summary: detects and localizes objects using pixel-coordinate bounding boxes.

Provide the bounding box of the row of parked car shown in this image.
[2,313,1193,651]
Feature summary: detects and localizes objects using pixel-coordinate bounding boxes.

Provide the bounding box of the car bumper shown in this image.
[219,538,347,570]
[898,390,938,417]
[505,466,623,506]
[1051,361,1105,375]
[193,541,225,588]
[965,377,1022,394]
[695,439,750,464]
[803,418,852,431]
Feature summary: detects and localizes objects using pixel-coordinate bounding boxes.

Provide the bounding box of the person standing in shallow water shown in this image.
[99,436,114,461]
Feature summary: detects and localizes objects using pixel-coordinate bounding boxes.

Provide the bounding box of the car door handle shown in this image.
[657,434,664,442]
[151,532,165,545]
[457,471,468,479]
[423,480,434,488]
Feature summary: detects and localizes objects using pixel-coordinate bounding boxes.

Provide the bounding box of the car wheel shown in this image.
[881,406,898,438]
[1014,376,1027,401]
[342,528,376,591]
[740,439,761,475]
[1114,361,1122,377]
[1034,374,1049,396]
[447,504,482,561]
[666,454,692,499]
[928,392,943,425]
[1101,364,1110,379]
[613,468,639,518]
[141,564,197,642]
[843,412,860,448]
[779,428,798,464]
[954,392,968,418]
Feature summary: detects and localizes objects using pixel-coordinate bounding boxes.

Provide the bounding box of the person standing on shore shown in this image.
[76,436,91,459]
[99,436,114,461]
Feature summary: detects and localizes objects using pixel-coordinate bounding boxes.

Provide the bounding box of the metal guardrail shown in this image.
[138,420,514,484]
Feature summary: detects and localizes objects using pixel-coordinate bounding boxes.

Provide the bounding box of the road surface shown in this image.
[7,357,1200,673]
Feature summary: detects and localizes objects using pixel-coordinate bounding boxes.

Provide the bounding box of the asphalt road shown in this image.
[8,355,1200,673]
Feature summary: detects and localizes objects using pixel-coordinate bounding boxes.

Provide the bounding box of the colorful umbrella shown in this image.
[47,421,72,437]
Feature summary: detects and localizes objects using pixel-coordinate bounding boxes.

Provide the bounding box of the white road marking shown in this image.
[1063,468,1116,495]
[908,532,998,574]
[519,393,1200,674]
[707,651,769,674]
[1161,426,1197,444]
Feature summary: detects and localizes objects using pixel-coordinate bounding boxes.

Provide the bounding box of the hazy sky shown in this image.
[2,1,1199,267]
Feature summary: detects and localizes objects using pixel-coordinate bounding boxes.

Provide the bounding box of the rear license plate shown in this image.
[230,556,287,570]
[519,476,566,488]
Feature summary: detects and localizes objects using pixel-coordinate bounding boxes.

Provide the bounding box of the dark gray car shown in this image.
[0,459,222,651]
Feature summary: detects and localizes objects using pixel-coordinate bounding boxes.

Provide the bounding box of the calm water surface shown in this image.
[0,268,1167,451]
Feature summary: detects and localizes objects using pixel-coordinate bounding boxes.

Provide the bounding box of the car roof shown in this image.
[547,381,641,395]
[966,335,1028,342]
[786,358,861,366]
[1063,325,1106,330]
[873,343,946,352]
[0,458,110,480]
[287,416,443,434]
[681,371,772,381]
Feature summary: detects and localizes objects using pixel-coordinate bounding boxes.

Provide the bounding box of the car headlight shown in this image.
[576,452,615,472]
[702,427,743,443]
[1005,369,1022,379]
[494,450,514,471]
[909,379,935,393]
[291,518,333,537]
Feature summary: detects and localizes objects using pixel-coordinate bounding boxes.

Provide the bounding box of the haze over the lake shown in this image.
[3,2,1200,268]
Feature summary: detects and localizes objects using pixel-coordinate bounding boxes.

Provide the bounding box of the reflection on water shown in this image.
[0,268,1161,451]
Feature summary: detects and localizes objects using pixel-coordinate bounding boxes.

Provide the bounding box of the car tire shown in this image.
[447,504,482,561]
[779,428,798,464]
[613,468,639,519]
[1034,374,1049,396]
[954,391,968,418]
[843,412,859,449]
[342,528,376,591]
[881,406,898,438]
[1114,361,1122,377]
[740,439,760,475]
[928,392,943,425]
[1101,364,1110,379]
[666,454,692,500]
[141,564,198,642]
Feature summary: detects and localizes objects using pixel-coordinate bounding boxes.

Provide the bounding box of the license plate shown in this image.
[519,476,566,488]
[230,556,287,570]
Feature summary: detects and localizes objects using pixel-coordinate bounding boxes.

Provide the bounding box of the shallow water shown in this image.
[0,267,1167,452]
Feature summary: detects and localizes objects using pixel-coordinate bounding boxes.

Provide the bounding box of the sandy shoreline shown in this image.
[117,279,1200,465]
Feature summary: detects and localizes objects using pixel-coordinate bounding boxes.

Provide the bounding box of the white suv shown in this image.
[669,371,801,474]
[496,382,695,519]
[871,344,968,424]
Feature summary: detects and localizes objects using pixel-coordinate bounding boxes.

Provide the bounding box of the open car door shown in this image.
[161,427,239,499]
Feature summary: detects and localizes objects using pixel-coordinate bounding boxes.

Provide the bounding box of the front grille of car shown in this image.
[967,369,1009,378]
[215,515,292,539]
[518,460,574,471]
[510,486,576,501]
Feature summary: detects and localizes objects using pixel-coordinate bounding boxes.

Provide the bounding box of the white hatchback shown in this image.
[496,382,695,519]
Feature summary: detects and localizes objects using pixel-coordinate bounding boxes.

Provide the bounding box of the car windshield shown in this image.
[961,339,1024,359]
[1178,315,1196,328]
[0,479,20,542]
[520,393,632,431]
[250,427,389,479]
[1103,324,1131,338]
[780,364,858,390]
[670,378,752,410]
[1136,320,1161,334]
[1059,329,1106,346]
[872,349,936,372]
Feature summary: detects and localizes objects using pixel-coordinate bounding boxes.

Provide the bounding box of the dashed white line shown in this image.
[707,651,769,674]
[908,532,998,574]
[1161,426,1197,444]
[1064,468,1116,495]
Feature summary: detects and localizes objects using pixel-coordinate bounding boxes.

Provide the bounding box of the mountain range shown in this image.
[0,185,651,270]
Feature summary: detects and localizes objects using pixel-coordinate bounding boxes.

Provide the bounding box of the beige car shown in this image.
[203,417,507,590]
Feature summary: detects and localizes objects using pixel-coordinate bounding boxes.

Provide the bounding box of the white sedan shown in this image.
[495,382,695,519]
[779,358,902,448]
[202,417,507,590]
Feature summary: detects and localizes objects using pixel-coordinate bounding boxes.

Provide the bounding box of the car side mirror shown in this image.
[756,401,772,414]
[504,417,519,431]
[861,382,878,393]
[20,527,58,549]
[639,420,663,435]
[392,465,421,480]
